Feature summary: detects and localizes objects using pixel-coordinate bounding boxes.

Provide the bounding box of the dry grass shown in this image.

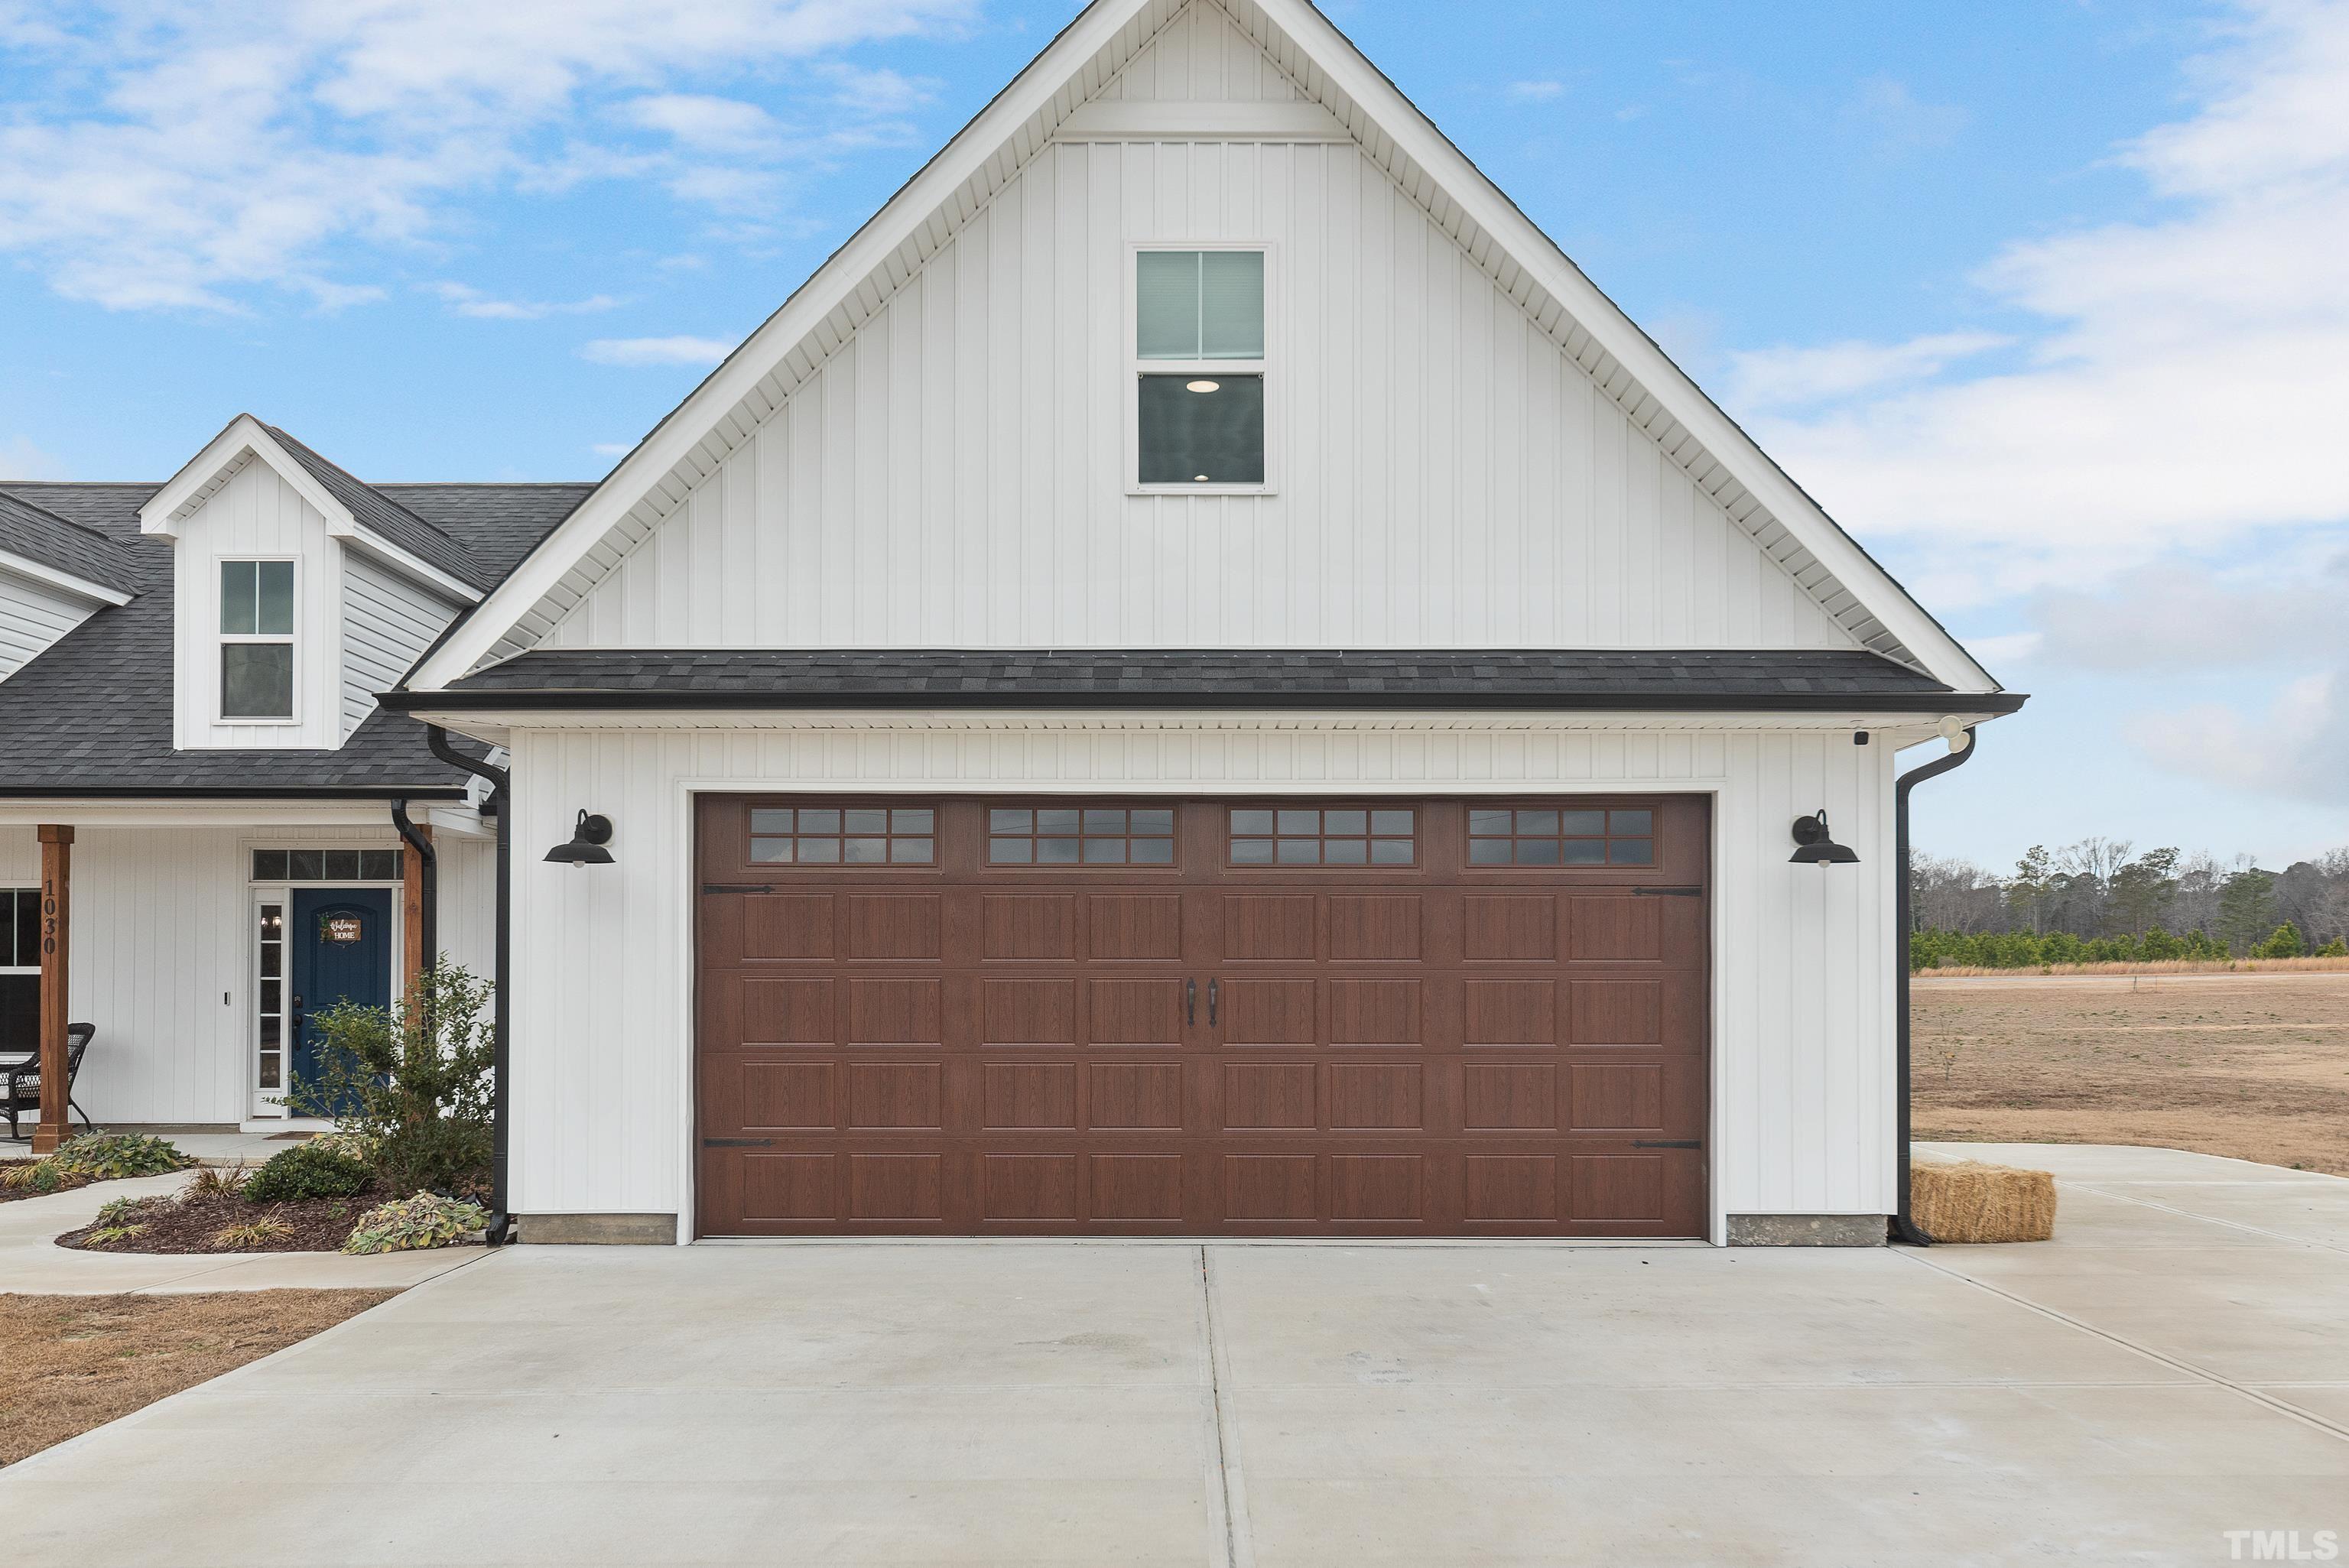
[1914,970,2349,1174]
[0,1290,395,1466]
[1919,954,2349,979]
[1912,1161,2058,1242]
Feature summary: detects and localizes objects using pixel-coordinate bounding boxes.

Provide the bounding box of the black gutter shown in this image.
[389,799,437,978]
[1892,726,1980,1246]
[426,725,512,1248]
[384,689,2031,716]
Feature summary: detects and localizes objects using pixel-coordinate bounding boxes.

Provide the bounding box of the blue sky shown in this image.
[2,0,2344,875]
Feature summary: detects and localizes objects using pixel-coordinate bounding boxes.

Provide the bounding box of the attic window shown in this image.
[1134,248,1266,490]
[220,560,294,720]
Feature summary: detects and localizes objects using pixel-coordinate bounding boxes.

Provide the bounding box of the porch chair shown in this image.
[2,1022,97,1142]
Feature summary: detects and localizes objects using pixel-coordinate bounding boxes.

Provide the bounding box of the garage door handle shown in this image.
[1633,1139,1702,1150]
[703,1138,776,1148]
[1208,979,1220,1025]
[1186,979,1197,1027]
[1633,887,1703,898]
[703,884,775,895]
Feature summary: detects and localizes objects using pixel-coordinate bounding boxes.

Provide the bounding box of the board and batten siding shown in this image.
[0,823,497,1125]
[502,720,1898,1238]
[539,138,1854,652]
[342,554,460,739]
[170,460,348,751]
[0,569,97,683]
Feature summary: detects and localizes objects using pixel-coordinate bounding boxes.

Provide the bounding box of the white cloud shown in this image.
[1506,80,1565,103]
[1741,0,2349,601]
[0,434,63,479]
[623,93,781,155]
[1843,76,1967,158]
[580,335,737,366]
[0,0,976,311]
[2140,672,2349,807]
[1727,331,2008,411]
[433,283,621,320]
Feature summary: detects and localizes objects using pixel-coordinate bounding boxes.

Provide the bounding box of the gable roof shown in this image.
[0,488,139,603]
[405,0,2002,697]
[0,480,591,797]
[138,414,490,600]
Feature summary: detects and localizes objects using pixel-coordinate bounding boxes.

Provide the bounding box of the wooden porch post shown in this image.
[33,825,72,1155]
[402,822,432,991]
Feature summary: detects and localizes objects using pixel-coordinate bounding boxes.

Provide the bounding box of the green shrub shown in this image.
[375,1117,493,1200]
[2319,938,2348,959]
[284,962,495,1200]
[245,1143,373,1204]
[0,1161,74,1193]
[2253,922,2306,959]
[83,1223,148,1247]
[342,1192,490,1255]
[48,1134,192,1180]
[94,1195,151,1226]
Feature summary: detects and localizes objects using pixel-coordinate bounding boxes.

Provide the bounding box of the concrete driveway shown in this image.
[5,1144,2346,1566]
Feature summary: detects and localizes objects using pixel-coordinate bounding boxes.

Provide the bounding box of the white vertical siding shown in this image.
[504,719,1898,1232]
[437,835,499,980]
[1099,0,1301,102]
[0,570,96,682]
[0,824,440,1125]
[171,462,348,750]
[540,137,1855,652]
[342,554,460,739]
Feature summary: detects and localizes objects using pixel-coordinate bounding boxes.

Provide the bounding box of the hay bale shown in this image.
[1910,1160,2057,1243]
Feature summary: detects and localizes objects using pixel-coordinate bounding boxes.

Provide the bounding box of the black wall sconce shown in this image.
[545,810,616,868]
[1789,808,1859,866]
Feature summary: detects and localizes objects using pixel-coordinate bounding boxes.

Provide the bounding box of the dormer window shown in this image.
[219,559,295,719]
[1132,247,1268,492]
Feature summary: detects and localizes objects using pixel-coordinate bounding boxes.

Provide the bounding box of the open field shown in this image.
[1914,970,2349,1175]
[1915,953,2349,979]
[0,1290,393,1466]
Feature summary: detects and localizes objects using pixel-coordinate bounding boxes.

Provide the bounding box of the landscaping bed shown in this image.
[57,1184,374,1254]
[0,1157,93,1203]
[1,1291,395,1466]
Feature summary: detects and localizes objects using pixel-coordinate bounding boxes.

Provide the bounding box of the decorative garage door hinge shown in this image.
[703,1138,777,1148]
[1633,1139,1702,1149]
[1632,887,1704,898]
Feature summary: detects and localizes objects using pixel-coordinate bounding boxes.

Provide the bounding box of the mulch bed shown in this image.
[0,1158,94,1204]
[56,1187,381,1255]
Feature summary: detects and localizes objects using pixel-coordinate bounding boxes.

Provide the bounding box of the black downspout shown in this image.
[427,726,512,1248]
[1893,726,1980,1246]
[389,800,437,979]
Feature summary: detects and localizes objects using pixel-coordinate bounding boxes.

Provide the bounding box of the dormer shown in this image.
[138,416,487,751]
[0,490,139,682]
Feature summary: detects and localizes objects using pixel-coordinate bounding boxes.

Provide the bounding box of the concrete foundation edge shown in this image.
[1727,1213,1888,1248]
[516,1213,679,1246]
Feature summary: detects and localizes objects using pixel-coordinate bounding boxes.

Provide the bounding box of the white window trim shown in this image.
[217,555,301,726]
[1126,241,1278,498]
[2,885,37,976]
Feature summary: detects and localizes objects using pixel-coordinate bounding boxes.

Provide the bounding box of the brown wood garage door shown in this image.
[695,796,1708,1238]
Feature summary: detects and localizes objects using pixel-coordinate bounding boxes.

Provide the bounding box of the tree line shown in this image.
[1909,841,2349,971]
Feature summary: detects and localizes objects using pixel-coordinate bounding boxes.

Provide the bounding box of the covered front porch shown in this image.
[0,800,495,1146]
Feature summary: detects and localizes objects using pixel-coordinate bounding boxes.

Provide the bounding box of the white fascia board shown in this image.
[403,0,1162,691]
[1246,0,1997,693]
[338,531,481,605]
[0,552,134,608]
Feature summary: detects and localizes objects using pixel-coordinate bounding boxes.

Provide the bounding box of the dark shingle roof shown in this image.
[262,426,495,591]
[0,479,592,795]
[0,488,142,596]
[418,648,2017,712]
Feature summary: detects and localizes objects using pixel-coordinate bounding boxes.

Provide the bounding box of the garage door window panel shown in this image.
[1230,807,1415,867]
[1470,807,1655,868]
[750,807,935,867]
[988,807,1174,868]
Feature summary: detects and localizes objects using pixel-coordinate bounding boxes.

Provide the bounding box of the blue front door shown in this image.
[290,888,393,1118]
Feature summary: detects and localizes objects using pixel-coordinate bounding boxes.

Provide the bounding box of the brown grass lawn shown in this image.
[1914,971,2349,1175]
[0,1290,395,1467]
